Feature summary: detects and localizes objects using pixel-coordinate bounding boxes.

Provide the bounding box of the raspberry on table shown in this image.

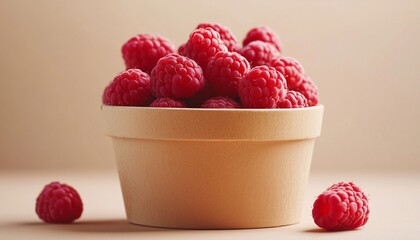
[270,56,305,89]
[239,41,280,68]
[150,97,187,108]
[277,90,308,108]
[292,74,319,106]
[150,53,205,99]
[201,97,241,108]
[122,34,175,74]
[242,26,282,52]
[205,51,250,98]
[312,182,370,231]
[238,66,288,108]
[103,69,153,106]
[183,28,228,69]
[196,23,239,52]
[36,182,83,223]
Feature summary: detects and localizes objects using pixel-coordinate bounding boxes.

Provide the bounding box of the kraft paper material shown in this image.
[102,106,324,229]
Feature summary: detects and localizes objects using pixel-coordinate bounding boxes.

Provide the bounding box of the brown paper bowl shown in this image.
[102,105,324,229]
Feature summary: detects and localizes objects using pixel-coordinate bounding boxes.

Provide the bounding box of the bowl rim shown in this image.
[101,104,323,112]
[102,105,324,141]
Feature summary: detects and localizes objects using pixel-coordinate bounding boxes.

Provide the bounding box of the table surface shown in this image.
[1,169,419,240]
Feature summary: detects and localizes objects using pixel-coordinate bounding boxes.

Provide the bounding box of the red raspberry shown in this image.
[36,182,83,223]
[196,23,239,52]
[178,43,186,56]
[293,74,319,106]
[103,69,153,106]
[242,26,282,52]
[205,51,250,98]
[270,56,305,89]
[150,97,186,108]
[201,97,241,108]
[122,34,175,73]
[277,90,308,108]
[151,53,205,99]
[238,66,288,108]
[239,41,280,68]
[312,182,369,231]
[183,28,228,69]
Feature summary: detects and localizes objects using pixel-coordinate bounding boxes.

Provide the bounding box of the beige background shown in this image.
[0,0,419,171]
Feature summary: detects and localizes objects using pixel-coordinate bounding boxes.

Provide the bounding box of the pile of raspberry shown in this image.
[103,23,319,109]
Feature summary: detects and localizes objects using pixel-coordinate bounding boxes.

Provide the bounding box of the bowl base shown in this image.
[126,219,300,230]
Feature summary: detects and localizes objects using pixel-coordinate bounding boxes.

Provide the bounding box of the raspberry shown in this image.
[238,66,288,108]
[183,28,228,69]
[201,97,241,108]
[277,90,308,108]
[293,74,319,106]
[150,97,186,108]
[103,69,153,106]
[270,56,305,89]
[312,182,369,231]
[122,34,175,73]
[150,53,205,99]
[196,23,239,52]
[205,51,250,98]
[239,41,280,68]
[35,182,83,223]
[242,26,282,52]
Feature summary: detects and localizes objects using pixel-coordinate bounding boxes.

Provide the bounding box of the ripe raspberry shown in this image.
[151,53,205,99]
[36,182,83,223]
[293,75,319,106]
[242,26,282,52]
[238,66,288,108]
[270,56,305,89]
[277,90,308,108]
[122,34,175,73]
[150,97,186,108]
[312,182,369,231]
[205,51,250,98]
[196,23,239,52]
[184,83,217,108]
[183,28,228,69]
[239,41,280,68]
[201,97,241,108]
[103,69,153,106]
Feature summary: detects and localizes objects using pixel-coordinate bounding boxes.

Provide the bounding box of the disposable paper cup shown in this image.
[102,105,324,229]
